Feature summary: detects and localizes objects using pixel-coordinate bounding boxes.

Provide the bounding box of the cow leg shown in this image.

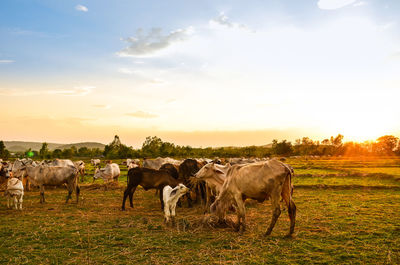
[159,188,164,210]
[19,195,23,210]
[205,185,213,213]
[186,193,193,208]
[265,192,281,236]
[233,194,246,233]
[282,184,296,236]
[14,196,18,210]
[7,196,10,208]
[40,186,45,203]
[114,174,120,183]
[122,184,137,210]
[76,185,80,203]
[129,185,137,208]
[164,203,171,224]
[199,182,206,206]
[25,179,30,191]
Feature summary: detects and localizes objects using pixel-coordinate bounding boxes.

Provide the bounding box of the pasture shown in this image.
[1,157,400,264]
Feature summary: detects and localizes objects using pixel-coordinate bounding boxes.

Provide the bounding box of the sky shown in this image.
[1,0,400,148]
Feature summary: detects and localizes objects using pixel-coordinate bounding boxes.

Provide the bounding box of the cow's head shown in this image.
[93,168,104,180]
[194,163,225,180]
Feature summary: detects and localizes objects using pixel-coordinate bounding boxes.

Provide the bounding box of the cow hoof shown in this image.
[284,233,294,239]
[264,231,272,237]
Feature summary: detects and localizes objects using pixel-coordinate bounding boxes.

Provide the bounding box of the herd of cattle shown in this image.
[0,156,296,236]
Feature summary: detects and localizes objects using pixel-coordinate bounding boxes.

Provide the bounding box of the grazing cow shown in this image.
[73,161,86,182]
[210,160,296,236]
[11,159,37,191]
[91,159,101,167]
[159,163,179,179]
[4,177,24,210]
[122,167,180,210]
[13,164,80,203]
[163,184,189,225]
[194,163,231,211]
[143,157,181,170]
[228,157,257,165]
[93,163,120,183]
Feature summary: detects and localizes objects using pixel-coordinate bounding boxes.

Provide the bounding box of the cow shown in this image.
[228,157,257,165]
[10,159,37,191]
[4,177,24,210]
[159,163,179,179]
[73,161,86,182]
[91,159,101,167]
[49,159,75,167]
[178,159,205,207]
[126,159,140,168]
[13,164,80,204]
[93,163,120,183]
[128,162,139,169]
[143,157,181,170]
[210,160,296,236]
[163,184,189,225]
[194,162,231,211]
[122,167,180,210]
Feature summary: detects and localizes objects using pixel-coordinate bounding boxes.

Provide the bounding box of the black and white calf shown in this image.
[163,184,189,224]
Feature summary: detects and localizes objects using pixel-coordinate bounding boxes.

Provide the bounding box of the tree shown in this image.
[141,136,163,157]
[375,135,399,155]
[271,139,293,156]
[330,134,344,147]
[39,142,50,159]
[53,149,62,158]
[0,141,10,159]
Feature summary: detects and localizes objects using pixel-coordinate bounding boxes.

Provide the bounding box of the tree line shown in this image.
[0,134,399,160]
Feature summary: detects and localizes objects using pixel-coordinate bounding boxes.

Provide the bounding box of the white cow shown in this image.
[93,163,120,183]
[163,184,189,224]
[74,161,86,181]
[91,159,101,167]
[126,159,140,169]
[143,157,181,170]
[49,159,75,167]
[4,177,24,210]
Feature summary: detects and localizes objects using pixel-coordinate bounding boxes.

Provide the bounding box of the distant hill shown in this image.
[4,141,106,152]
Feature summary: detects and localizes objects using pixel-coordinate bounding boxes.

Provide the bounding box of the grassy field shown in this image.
[1,157,400,264]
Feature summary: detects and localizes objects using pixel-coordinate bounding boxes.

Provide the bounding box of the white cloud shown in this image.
[209,12,253,32]
[353,1,367,7]
[75,5,88,12]
[92,104,111,109]
[0,86,94,96]
[388,51,400,60]
[118,68,143,75]
[126,111,158,119]
[117,27,194,57]
[318,0,357,10]
[0,60,14,64]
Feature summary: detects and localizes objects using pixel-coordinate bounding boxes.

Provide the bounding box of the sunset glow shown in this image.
[1,0,399,147]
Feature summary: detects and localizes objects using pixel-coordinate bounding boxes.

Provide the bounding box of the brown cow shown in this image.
[210,160,296,236]
[121,167,180,210]
[159,163,179,179]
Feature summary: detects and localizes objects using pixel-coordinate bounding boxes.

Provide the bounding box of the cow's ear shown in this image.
[214,169,224,175]
[170,189,177,197]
